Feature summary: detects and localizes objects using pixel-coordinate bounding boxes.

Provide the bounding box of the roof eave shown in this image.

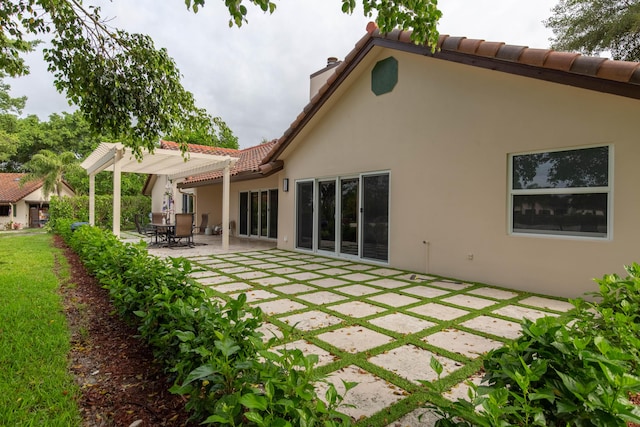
[263,32,640,165]
[263,37,379,164]
[178,161,283,189]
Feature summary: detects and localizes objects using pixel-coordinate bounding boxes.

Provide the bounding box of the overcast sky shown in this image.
[8,0,558,148]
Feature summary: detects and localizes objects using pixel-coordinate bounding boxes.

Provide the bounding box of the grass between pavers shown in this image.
[186,250,574,426]
[0,232,81,426]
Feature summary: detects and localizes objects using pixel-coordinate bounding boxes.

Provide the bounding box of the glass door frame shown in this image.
[238,188,278,240]
[316,178,338,256]
[294,171,390,263]
[360,171,390,262]
[294,179,315,251]
[337,175,361,260]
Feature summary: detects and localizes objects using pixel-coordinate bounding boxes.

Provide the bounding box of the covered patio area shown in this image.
[80,142,238,250]
[119,230,276,257]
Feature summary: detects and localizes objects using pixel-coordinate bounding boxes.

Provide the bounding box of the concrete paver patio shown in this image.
[126,233,575,426]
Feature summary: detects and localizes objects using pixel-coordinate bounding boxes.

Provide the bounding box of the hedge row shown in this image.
[56,220,352,426]
[49,195,151,231]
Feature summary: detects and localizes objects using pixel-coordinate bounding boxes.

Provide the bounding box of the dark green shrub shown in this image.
[63,225,353,426]
[432,264,640,427]
[48,194,151,231]
[52,218,77,243]
[48,196,75,233]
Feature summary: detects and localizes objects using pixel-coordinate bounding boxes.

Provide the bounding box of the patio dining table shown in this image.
[150,222,175,246]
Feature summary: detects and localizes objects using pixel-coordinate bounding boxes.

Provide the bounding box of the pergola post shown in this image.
[222,163,230,251]
[112,148,123,237]
[89,173,95,226]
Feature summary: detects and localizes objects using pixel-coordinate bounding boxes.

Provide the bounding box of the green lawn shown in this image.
[0,231,81,426]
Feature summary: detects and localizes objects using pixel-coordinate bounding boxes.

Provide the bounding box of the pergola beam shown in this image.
[81,142,237,239]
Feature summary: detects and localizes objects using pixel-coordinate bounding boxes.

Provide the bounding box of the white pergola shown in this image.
[81,142,238,250]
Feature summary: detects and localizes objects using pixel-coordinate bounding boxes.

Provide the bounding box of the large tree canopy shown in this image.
[1,1,441,156]
[185,0,441,48]
[545,0,640,61]
[0,79,24,161]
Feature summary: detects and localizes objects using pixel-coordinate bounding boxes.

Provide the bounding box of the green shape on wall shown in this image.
[371,56,398,96]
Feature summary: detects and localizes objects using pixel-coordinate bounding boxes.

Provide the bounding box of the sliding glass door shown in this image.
[268,189,278,239]
[340,178,359,257]
[318,180,336,252]
[239,189,278,239]
[294,172,389,262]
[239,192,248,235]
[250,192,259,235]
[296,181,314,249]
[362,173,389,262]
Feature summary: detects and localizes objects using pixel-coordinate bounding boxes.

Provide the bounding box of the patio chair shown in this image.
[151,212,169,243]
[134,214,155,240]
[169,213,195,248]
[198,213,209,234]
[151,212,165,224]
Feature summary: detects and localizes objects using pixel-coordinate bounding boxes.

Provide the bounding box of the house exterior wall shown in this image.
[194,184,223,227]
[275,48,639,298]
[149,176,191,220]
[151,176,169,215]
[2,185,75,229]
[0,204,17,229]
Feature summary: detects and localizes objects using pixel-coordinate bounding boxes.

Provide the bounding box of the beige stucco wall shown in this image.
[275,47,640,298]
[149,176,195,222]
[150,176,168,214]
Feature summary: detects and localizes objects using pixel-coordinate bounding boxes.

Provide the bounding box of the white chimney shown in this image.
[309,57,342,100]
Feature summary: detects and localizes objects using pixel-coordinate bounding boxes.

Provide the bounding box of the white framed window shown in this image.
[509,145,612,239]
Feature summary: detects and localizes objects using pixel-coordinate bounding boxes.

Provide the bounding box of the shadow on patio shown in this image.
[120,231,276,257]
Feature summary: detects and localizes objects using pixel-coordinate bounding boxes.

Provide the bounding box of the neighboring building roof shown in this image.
[264,22,640,164]
[0,173,45,203]
[158,140,282,187]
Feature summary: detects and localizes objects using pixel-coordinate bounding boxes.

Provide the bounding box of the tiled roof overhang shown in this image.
[263,23,640,164]
[0,173,43,203]
[173,140,281,188]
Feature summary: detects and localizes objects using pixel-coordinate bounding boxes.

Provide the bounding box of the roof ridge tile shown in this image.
[475,40,505,57]
[458,38,484,55]
[441,36,466,51]
[542,51,580,71]
[596,59,640,82]
[519,47,552,67]
[495,44,528,62]
[570,56,608,77]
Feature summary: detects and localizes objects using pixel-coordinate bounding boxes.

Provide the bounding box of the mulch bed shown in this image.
[54,235,196,427]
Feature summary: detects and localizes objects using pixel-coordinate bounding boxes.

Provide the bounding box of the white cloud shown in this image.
[7,0,558,148]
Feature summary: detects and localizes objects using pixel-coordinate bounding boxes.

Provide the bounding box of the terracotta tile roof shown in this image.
[159,140,280,186]
[160,140,241,157]
[0,173,44,203]
[263,22,640,164]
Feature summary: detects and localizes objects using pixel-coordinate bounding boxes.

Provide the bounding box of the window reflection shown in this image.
[510,146,610,238]
[513,146,608,189]
[513,194,607,237]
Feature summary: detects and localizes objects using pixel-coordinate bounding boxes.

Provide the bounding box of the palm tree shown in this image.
[21,150,80,198]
